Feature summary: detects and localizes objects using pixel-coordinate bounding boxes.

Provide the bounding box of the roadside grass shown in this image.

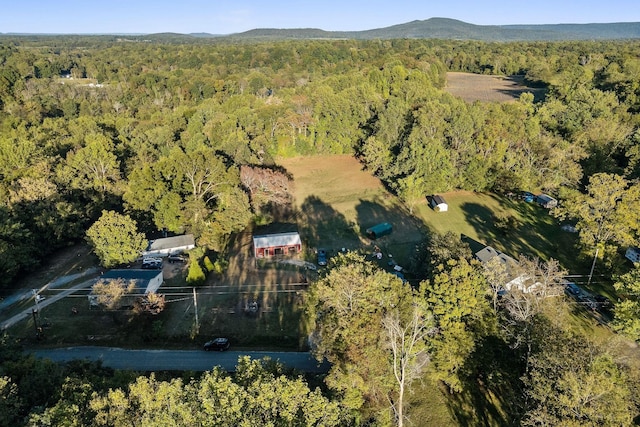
[196,288,308,349]
[11,278,308,351]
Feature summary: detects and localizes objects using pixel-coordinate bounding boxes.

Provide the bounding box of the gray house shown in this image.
[536,194,558,209]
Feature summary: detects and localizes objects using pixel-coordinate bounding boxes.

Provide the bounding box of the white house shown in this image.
[430,195,448,212]
[475,246,538,293]
[142,234,195,257]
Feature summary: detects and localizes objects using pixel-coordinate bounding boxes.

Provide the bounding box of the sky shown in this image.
[0,0,638,35]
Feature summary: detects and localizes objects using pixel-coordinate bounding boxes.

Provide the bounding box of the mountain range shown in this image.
[198,17,640,42]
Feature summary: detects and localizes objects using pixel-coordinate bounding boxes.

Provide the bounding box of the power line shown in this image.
[58,289,309,298]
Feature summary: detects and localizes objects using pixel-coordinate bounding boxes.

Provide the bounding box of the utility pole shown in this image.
[587,246,600,287]
[32,308,40,336]
[193,287,199,332]
[32,289,43,339]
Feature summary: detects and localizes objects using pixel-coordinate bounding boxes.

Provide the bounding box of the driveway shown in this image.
[29,346,330,373]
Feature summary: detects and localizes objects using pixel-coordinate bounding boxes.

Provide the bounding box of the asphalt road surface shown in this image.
[30,347,330,373]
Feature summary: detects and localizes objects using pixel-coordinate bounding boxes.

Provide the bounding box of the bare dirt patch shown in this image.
[445,72,546,103]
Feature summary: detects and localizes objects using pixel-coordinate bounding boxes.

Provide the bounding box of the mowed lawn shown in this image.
[415,191,581,272]
[279,155,425,264]
[280,156,581,273]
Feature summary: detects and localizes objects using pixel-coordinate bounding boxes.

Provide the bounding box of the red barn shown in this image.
[253,232,302,258]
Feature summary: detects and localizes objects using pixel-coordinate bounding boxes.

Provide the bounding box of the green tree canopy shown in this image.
[554,173,640,284]
[86,210,147,268]
[523,324,633,426]
[422,258,493,391]
[89,357,346,427]
[308,252,429,424]
[613,264,640,340]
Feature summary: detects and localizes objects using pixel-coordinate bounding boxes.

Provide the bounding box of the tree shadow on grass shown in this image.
[460,197,580,272]
[446,335,524,427]
[355,198,425,261]
[299,195,360,253]
[487,194,583,272]
[459,202,500,247]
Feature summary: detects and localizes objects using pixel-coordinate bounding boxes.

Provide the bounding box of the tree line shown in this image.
[2,36,640,425]
[1,37,639,286]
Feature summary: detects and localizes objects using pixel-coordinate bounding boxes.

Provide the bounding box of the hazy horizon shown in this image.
[0,0,638,35]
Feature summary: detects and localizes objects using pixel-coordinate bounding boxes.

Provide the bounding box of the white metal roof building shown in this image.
[253,232,302,258]
[142,234,195,257]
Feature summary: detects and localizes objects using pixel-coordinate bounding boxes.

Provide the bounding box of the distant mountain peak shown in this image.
[223,18,640,41]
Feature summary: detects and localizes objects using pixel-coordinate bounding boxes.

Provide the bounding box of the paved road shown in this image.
[29,347,330,373]
[1,271,99,331]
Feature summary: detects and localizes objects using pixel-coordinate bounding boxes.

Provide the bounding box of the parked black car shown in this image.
[203,337,230,351]
[168,254,187,263]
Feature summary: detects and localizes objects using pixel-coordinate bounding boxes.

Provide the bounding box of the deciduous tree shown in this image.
[613,264,640,340]
[86,210,147,268]
[554,173,640,286]
[382,302,432,427]
[91,278,136,310]
[59,133,121,195]
[309,252,428,422]
[422,258,492,391]
[523,324,633,426]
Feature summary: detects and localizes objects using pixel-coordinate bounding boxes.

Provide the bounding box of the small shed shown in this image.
[430,195,448,212]
[536,194,557,209]
[142,234,195,257]
[253,232,302,258]
[365,222,393,240]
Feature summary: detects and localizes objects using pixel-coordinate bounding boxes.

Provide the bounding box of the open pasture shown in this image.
[445,72,546,103]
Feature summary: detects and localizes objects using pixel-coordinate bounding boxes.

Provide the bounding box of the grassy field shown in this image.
[415,191,584,273]
[445,72,546,103]
[280,155,425,263]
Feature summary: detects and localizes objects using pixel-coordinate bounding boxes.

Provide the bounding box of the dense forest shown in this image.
[2,36,640,425]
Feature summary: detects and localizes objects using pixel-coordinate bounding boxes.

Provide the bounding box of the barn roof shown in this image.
[253,232,301,249]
